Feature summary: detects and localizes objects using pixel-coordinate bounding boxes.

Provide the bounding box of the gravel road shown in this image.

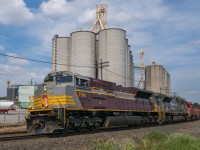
[0,120,200,150]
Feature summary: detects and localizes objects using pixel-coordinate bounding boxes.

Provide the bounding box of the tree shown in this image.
[192,103,200,108]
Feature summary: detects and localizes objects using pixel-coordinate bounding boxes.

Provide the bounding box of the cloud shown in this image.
[188,91,199,95]
[0,64,24,75]
[77,8,95,24]
[6,53,29,66]
[26,68,50,81]
[39,0,74,19]
[0,64,50,96]
[0,0,34,25]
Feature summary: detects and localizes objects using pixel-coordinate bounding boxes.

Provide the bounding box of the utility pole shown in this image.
[96,59,109,80]
[174,92,176,97]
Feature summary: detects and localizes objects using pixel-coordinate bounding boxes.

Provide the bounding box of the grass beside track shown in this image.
[93,131,200,150]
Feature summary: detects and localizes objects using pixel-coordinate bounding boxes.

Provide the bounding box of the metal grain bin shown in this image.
[70,31,96,78]
[145,65,165,94]
[52,35,70,72]
[97,28,126,86]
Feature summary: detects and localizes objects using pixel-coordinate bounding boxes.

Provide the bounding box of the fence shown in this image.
[0,109,26,126]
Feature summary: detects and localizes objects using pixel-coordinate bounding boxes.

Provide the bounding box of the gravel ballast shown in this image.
[0,120,200,150]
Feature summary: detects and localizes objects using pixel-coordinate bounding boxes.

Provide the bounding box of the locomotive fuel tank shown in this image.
[104,115,144,127]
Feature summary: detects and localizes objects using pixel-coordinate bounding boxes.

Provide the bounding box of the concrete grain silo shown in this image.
[130,51,134,87]
[97,28,126,86]
[52,35,70,72]
[95,40,99,78]
[163,69,168,94]
[70,31,96,78]
[52,35,57,72]
[125,39,130,87]
[167,72,171,95]
[145,65,165,94]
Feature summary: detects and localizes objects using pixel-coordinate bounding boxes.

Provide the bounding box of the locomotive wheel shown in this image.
[90,126,97,131]
[140,120,144,127]
[76,127,83,132]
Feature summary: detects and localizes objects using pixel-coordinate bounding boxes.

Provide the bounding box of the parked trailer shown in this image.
[0,101,15,113]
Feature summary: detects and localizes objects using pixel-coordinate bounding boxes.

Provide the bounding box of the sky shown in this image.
[0,0,200,103]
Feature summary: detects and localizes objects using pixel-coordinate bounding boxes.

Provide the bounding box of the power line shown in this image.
[103,68,163,91]
[103,68,138,82]
[0,53,95,68]
[0,53,165,91]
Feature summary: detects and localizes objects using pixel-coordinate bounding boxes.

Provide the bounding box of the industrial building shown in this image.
[6,80,36,108]
[18,85,36,108]
[7,85,18,101]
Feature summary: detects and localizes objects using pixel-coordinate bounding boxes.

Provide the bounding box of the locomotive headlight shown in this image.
[42,95,49,108]
[43,84,47,93]
[28,105,32,109]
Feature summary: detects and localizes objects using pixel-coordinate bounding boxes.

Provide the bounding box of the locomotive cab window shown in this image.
[56,75,73,83]
[56,76,62,82]
[63,76,73,83]
[44,76,53,82]
[76,77,89,87]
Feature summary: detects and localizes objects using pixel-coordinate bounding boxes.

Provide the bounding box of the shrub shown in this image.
[93,132,200,150]
[159,133,200,150]
[137,132,200,150]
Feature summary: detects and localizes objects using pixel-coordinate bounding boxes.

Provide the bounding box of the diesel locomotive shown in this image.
[26,71,200,134]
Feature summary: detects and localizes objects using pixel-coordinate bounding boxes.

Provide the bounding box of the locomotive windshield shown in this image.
[44,76,53,82]
[44,72,73,83]
[56,75,73,83]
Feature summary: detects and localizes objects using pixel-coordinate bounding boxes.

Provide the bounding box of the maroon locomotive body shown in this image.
[26,72,199,134]
[77,78,154,111]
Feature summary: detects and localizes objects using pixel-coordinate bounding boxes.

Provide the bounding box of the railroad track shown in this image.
[0,126,142,142]
[0,131,27,136]
[0,120,198,142]
[0,134,49,142]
